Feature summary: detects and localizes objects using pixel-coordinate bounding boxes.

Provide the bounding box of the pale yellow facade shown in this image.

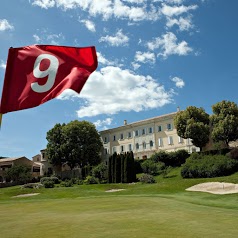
[100,112,199,160]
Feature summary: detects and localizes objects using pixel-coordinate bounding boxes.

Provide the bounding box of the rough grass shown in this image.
[1,168,238,238]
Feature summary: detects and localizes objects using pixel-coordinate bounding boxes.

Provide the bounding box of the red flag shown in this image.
[0,45,98,114]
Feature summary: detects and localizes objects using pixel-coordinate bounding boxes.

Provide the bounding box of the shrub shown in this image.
[139,174,156,184]
[92,162,108,182]
[21,183,43,189]
[84,176,99,185]
[40,176,60,184]
[181,154,238,178]
[43,180,55,188]
[134,160,143,174]
[61,179,73,187]
[141,159,159,175]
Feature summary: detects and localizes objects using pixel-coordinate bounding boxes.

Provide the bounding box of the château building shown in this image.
[100,111,199,160]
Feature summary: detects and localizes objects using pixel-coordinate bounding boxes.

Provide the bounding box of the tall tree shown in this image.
[211,100,238,147]
[174,106,210,151]
[46,120,102,170]
[46,123,66,171]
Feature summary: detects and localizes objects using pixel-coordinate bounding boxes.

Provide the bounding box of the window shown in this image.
[143,142,146,149]
[142,128,146,135]
[178,136,183,143]
[129,144,132,151]
[121,145,124,152]
[158,138,163,147]
[33,167,40,172]
[158,125,162,132]
[112,147,117,153]
[120,133,124,140]
[150,140,153,147]
[168,136,173,145]
[149,127,153,133]
[135,130,139,136]
[167,123,173,131]
[128,132,132,138]
[104,137,107,143]
[104,148,108,154]
[42,152,45,159]
[136,143,139,150]
[113,135,116,141]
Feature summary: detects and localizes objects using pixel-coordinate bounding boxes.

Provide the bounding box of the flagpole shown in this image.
[0,113,2,129]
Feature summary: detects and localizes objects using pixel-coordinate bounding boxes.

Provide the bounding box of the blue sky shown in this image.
[0,0,238,159]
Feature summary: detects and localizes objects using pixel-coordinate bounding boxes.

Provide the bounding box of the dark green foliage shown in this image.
[6,165,31,183]
[61,179,73,187]
[139,174,156,183]
[181,154,238,178]
[21,183,43,189]
[121,154,125,183]
[40,176,60,184]
[141,159,159,175]
[43,180,55,188]
[115,154,121,183]
[92,162,108,183]
[134,159,143,174]
[46,120,103,170]
[81,165,92,179]
[108,156,112,183]
[150,150,189,167]
[84,176,99,184]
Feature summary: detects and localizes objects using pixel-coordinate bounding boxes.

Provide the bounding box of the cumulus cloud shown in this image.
[161,3,197,17]
[99,29,129,46]
[97,52,115,66]
[0,60,6,69]
[93,118,113,129]
[171,76,185,88]
[30,0,160,21]
[33,29,65,45]
[0,19,14,31]
[58,66,173,117]
[80,19,96,32]
[166,16,193,31]
[147,32,193,58]
[134,51,156,64]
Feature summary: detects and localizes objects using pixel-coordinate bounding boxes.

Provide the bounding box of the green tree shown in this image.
[6,165,31,183]
[46,123,66,171]
[46,120,102,170]
[174,106,210,151]
[211,100,238,147]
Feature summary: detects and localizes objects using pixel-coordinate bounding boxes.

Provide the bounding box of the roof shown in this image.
[100,111,177,133]
[0,157,28,163]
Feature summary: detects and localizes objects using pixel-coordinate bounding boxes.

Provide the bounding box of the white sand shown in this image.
[186,182,238,194]
[105,189,125,193]
[12,193,40,198]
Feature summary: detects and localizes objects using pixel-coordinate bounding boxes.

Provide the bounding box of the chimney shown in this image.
[124,120,127,125]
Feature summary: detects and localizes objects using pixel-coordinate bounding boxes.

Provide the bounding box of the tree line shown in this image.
[174,100,238,151]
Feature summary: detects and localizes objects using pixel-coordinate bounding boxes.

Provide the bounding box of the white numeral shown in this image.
[31,54,59,93]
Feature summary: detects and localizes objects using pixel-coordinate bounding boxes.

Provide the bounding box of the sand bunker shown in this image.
[105,189,125,193]
[186,182,238,194]
[12,193,40,198]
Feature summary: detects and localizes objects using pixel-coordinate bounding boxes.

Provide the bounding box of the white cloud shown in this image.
[93,118,113,129]
[0,60,6,69]
[33,30,65,45]
[131,62,141,70]
[171,76,185,88]
[161,3,197,17]
[80,19,96,32]
[166,16,193,31]
[58,66,173,117]
[99,29,129,46]
[0,19,14,31]
[134,51,156,64]
[147,32,193,58]
[97,52,115,66]
[30,0,161,21]
[32,0,55,9]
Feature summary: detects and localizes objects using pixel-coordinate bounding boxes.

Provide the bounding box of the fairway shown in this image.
[1,171,238,238]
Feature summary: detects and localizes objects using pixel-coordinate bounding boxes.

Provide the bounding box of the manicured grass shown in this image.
[1,169,238,238]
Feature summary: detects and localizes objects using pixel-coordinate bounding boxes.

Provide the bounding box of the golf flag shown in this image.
[0,45,98,114]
